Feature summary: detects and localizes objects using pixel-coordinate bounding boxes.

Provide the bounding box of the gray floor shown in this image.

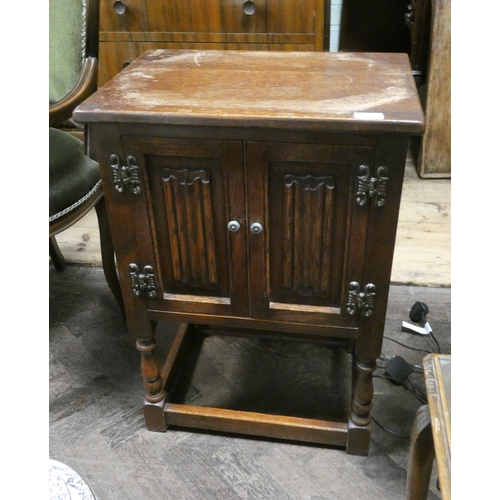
[49,265,450,500]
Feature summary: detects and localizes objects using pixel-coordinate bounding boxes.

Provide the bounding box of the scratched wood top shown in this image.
[74,50,425,133]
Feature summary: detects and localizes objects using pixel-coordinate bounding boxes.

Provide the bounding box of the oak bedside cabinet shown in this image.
[74,49,424,456]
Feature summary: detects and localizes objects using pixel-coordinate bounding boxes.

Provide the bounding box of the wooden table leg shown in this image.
[347,355,376,455]
[406,404,434,500]
[137,334,168,432]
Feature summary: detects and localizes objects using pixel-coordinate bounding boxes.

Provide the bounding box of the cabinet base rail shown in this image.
[140,322,372,453]
[164,404,349,447]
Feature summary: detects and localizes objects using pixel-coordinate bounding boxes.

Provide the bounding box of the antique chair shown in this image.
[49,0,123,311]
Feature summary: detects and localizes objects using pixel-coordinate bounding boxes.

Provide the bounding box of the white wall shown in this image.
[329,0,343,51]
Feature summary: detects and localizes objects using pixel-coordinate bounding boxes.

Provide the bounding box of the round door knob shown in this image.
[250,222,263,234]
[243,1,256,15]
[113,1,127,15]
[228,220,241,232]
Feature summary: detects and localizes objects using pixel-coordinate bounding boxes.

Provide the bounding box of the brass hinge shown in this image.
[110,154,141,195]
[346,282,377,317]
[129,263,157,298]
[356,165,388,208]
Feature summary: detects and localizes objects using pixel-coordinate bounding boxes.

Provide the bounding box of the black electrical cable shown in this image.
[429,331,441,354]
[383,336,433,354]
[373,373,397,381]
[371,371,424,438]
[371,416,410,439]
[405,378,427,404]
[374,370,427,404]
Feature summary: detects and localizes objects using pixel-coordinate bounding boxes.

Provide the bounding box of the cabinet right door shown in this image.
[246,142,375,329]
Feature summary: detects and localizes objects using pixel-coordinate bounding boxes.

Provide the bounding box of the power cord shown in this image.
[370,358,426,438]
[403,301,442,353]
[371,301,444,438]
[429,331,441,354]
[383,336,433,354]
[371,416,410,439]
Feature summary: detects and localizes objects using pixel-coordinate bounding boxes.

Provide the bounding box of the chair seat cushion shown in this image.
[49,127,101,221]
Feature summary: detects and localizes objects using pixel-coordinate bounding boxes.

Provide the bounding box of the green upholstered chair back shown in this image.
[49,0,86,104]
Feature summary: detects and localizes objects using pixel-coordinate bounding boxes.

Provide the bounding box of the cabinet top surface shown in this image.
[74,50,424,133]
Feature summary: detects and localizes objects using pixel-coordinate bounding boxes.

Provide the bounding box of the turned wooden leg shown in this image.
[136,336,168,432]
[347,355,376,455]
[406,405,434,500]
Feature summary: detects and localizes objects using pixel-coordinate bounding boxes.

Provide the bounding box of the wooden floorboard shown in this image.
[52,153,451,287]
[49,266,450,499]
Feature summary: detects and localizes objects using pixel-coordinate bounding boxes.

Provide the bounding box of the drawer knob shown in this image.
[243,1,256,15]
[250,222,263,234]
[113,1,127,15]
[228,220,241,232]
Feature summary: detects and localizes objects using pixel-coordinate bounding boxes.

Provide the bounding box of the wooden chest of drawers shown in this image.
[75,50,424,455]
[98,0,327,86]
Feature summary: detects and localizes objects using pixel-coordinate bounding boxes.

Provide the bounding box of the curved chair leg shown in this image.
[406,405,434,500]
[49,236,67,272]
[95,197,124,315]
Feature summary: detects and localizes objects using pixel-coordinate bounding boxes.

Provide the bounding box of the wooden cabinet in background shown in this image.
[415,0,451,178]
[98,0,327,86]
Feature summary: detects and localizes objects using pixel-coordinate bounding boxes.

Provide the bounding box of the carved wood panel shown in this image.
[282,174,336,299]
[161,168,218,290]
[269,161,349,311]
[146,155,230,300]
[121,136,249,317]
[120,136,373,327]
[246,141,373,327]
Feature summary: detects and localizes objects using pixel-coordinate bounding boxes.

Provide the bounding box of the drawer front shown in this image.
[100,0,319,34]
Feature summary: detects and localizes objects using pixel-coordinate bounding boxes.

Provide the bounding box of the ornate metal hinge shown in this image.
[110,154,141,195]
[346,282,377,317]
[129,264,157,298]
[356,165,388,207]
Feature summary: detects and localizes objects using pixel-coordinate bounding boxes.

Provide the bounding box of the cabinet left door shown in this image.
[110,136,250,318]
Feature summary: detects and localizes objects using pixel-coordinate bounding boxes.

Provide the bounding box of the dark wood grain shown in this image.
[165,404,349,447]
[78,50,424,134]
[98,0,326,86]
